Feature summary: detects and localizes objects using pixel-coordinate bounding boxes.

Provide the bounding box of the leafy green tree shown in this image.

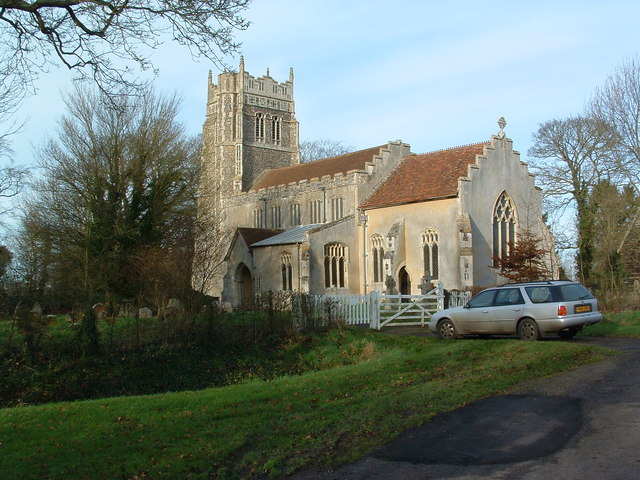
[589,180,638,293]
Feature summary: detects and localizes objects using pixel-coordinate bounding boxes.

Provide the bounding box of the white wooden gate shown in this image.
[298,282,457,329]
[370,283,445,330]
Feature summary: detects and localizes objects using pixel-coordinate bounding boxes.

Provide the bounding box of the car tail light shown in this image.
[558,305,567,316]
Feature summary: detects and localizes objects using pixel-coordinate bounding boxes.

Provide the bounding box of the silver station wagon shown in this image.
[429,281,602,340]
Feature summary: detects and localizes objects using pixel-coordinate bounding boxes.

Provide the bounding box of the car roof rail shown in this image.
[499,280,572,287]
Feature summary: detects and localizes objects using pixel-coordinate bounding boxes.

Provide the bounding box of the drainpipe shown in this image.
[360,210,368,295]
[259,197,268,227]
[297,242,301,291]
[318,186,326,223]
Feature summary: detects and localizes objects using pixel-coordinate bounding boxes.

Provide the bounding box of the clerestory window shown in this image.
[289,202,301,226]
[330,196,344,221]
[309,199,323,224]
[271,205,282,228]
[253,208,264,228]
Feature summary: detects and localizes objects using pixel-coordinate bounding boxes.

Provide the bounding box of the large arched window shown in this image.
[421,229,439,280]
[493,191,517,263]
[371,234,385,283]
[324,243,348,288]
[281,252,293,291]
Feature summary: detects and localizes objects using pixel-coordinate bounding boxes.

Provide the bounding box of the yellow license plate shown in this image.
[575,305,591,313]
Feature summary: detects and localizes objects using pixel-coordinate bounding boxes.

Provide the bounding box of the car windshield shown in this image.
[525,284,594,303]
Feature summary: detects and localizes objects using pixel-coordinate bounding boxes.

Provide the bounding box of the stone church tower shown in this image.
[200,56,300,213]
[196,58,300,297]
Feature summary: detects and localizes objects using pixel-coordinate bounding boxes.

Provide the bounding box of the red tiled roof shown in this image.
[360,143,488,210]
[250,145,384,191]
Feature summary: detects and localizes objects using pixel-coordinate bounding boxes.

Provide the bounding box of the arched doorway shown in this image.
[399,267,411,296]
[236,263,253,305]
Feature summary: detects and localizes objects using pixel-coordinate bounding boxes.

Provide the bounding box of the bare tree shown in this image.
[0,1,250,99]
[0,72,28,215]
[591,56,640,253]
[20,86,199,307]
[528,115,615,285]
[299,139,353,163]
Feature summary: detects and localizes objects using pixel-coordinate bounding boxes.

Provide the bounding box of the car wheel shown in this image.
[557,327,579,339]
[518,318,540,341]
[437,319,458,340]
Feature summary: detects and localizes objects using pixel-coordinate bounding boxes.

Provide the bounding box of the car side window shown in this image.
[526,286,552,303]
[467,290,496,308]
[494,288,524,306]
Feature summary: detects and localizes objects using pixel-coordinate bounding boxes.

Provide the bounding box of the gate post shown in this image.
[369,290,380,329]
[437,281,445,311]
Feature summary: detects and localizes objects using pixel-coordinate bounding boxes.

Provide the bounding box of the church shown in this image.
[196,59,557,306]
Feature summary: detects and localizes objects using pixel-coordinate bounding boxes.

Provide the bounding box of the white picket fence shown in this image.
[300,283,470,330]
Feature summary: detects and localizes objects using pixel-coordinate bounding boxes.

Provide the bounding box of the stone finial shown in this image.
[266,67,270,77]
[289,67,294,83]
[208,69,212,84]
[239,55,245,71]
[497,117,507,138]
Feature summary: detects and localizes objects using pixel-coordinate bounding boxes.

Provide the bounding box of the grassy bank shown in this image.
[1,330,612,479]
[581,310,640,338]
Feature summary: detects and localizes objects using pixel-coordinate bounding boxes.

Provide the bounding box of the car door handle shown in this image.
[482,310,489,314]
[513,308,521,312]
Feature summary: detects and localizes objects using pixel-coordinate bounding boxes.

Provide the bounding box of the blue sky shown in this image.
[9,0,640,173]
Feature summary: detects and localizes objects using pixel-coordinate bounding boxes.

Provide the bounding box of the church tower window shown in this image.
[255,112,265,140]
[281,252,293,291]
[271,116,281,143]
[493,191,517,264]
[421,229,439,280]
[324,243,348,289]
[289,202,301,226]
[371,234,385,283]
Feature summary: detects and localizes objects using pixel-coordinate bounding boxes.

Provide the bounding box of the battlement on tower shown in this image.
[207,56,294,107]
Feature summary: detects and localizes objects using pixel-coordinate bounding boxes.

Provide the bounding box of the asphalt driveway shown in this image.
[291,336,640,480]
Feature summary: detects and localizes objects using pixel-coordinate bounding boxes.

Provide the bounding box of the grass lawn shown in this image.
[580,310,640,337]
[1,329,614,479]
